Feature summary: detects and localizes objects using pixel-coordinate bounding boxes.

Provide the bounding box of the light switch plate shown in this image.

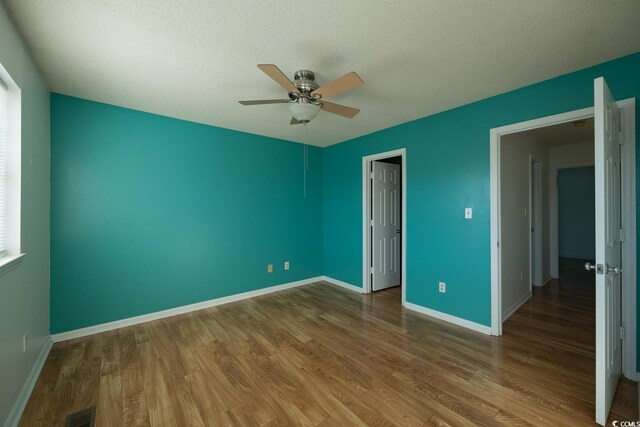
[465,208,472,219]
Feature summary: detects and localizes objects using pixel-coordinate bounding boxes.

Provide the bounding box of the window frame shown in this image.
[0,62,24,275]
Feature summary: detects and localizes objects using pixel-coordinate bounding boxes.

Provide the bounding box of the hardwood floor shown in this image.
[20,276,636,426]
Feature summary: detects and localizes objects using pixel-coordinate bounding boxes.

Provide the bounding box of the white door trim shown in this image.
[549,161,595,278]
[362,148,407,305]
[490,100,636,381]
[529,157,543,287]
[619,99,636,381]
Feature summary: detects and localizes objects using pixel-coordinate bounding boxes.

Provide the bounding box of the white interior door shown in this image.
[371,161,400,291]
[594,77,623,426]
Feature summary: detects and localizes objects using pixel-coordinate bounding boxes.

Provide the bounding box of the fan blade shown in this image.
[320,101,360,119]
[311,71,363,99]
[257,64,299,94]
[290,117,302,125]
[239,99,291,105]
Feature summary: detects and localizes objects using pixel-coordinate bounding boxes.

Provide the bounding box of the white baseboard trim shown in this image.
[321,277,490,335]
[403,301,492,335]
[52,276,323,342]
[320,276,364,293]
[4,339,52,427]
[502,292,532,322]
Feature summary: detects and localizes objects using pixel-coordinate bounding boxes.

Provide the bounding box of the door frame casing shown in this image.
[529,157,543,287]
[362,148,407,304]
[618,101,636,380]
[489,99,636,380]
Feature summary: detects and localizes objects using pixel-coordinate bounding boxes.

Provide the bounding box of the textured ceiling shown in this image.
[2,1,639,147]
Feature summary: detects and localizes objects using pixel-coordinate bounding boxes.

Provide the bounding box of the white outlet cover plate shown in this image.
[465,208,472,219]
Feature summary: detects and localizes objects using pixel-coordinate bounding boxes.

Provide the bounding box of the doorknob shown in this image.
[606,264,622,274]
[585,263,604,274]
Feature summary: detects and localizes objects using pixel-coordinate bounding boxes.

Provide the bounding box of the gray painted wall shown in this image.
[0,3,50,426]
[500,131,550,319]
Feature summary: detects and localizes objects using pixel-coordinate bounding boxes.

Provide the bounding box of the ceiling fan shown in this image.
[239,64,364,125]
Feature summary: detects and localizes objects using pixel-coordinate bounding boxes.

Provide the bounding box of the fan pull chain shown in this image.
[303,125,309,199]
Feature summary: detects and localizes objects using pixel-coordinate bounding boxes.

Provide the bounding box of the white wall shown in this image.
[549,141,594,277]
[549,140,594,166]
[500,132,550,320]
[0,3,50,426]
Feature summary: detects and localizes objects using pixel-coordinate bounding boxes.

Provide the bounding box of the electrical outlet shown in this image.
[267,264,273,273]
[464,208,472,219]
[284,261,290,270]
[439,282,446,293]
[22,334,29,352]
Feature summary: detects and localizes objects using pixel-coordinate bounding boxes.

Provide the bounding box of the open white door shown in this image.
[371,161,400,291]
[593,77,623,425]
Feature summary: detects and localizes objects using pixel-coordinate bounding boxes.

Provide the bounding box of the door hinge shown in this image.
[620,228,625,242]
[620,326,625,340]
[369,267,374,274]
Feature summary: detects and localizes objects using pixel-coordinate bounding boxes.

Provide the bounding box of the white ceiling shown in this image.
[3,1,639,147]
[531,118,595,148]
[507,117,595,148]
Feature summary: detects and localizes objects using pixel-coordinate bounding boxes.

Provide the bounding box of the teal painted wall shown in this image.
[51,52,640,365]
[558,167,595,260]
[323,52,640,328]
[51,94,323,333]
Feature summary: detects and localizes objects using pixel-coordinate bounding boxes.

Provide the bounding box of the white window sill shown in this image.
[0,253,25,277]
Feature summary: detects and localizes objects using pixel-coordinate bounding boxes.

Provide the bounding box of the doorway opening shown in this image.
[499,118,599,322]
[490,94,636,424]
[556,163,596,278]
[362,148,406,304]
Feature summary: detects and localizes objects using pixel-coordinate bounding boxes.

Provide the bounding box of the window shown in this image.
[0,76,9,256]
[0,63,22,269]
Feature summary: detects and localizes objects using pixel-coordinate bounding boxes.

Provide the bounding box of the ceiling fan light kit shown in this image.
[239,64,363,125]
[289,100,321,123]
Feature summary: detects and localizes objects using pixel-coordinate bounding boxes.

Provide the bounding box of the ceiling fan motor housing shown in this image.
[289,70,319,100]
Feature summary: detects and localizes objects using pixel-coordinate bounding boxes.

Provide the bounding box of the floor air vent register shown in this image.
[65,406,96,427]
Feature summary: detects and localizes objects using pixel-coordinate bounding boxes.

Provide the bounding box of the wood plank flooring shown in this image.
[20,273,636,426]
